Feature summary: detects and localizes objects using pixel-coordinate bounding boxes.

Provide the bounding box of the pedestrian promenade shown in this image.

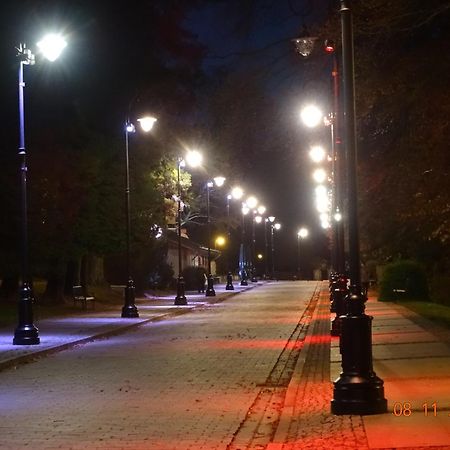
[1,281,449,449]
[0,282,255,371]
[269,285,450,450]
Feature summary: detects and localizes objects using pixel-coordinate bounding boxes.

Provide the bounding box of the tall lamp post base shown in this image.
[121,280,139,318]
[331,290,387,415]
[13,285,40,345]
[174,276,187,305]
[205,274,216,297]
[225,272,234,290]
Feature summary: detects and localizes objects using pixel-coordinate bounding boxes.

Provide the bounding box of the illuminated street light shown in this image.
[240,203,250,285]
[205,176,226,297]
[185,149,203,168]
[137,116,157,132]
[309,145,327,163]
[312,168,327,183]
[300,104,323,128]
[215,235,226,247]
[246,196,258,209]
[231,186,244,200]
[122,115,156,318]
[175,151,202,305]
[225,186,244,290]
[297,227,309,278]
[14,34,67,345]
[331,0,387,415]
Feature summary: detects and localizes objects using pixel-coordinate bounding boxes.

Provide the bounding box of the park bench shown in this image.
[72,285,95,310]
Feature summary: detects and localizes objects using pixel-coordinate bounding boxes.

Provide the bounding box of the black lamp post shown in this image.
[205,176,225,297]
[331,0,387,415]
[14,35,67,345]
[121,116,156,318]
[205,181,216,297]
[250,211,258,282]
[174,157,187,305]
[297,227,309,279]
[267,216,276,279]
[225,195,234,290]
[240,204,249,286]
[264,219,269,278]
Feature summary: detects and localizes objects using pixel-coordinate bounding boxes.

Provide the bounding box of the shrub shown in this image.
[429,274,450,307]
[379,260,429,301]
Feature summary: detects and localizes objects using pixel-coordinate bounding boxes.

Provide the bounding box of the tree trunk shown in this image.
[42,274,66,305]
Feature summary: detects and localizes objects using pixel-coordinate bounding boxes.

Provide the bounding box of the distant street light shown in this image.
[175,150,202,306]
[122,115,157,318]
[225,186,244,290]
[14,33,67,346]
[312,168,327,184]
[300,104,324,128]
[240,204,250,285]
[297,227,309,279]
[309,145,327,163]
[205,176,226,297]
[269,220,281,279]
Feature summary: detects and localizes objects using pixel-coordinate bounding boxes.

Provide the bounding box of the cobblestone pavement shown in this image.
[0,281,319,450]
[267,288,369,450]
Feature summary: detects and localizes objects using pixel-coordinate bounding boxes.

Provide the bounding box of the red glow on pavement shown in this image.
[304,334,330,345]
[200,339,304,350]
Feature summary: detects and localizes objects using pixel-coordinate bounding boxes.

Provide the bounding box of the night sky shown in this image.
[0,0,336,274]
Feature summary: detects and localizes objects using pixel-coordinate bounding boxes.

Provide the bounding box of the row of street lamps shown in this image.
[293,0,387,415]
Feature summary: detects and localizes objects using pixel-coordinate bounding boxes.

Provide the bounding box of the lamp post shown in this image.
[225,186,243,290]
[331,0,387,415]
[297,227,309,279]
[205,176,225,297]
[121,115,157,318]
[240,204,250,285]
[14,34,67,346]
[246,196,258,282]
[267,216,275,278]
[174,150,202,305]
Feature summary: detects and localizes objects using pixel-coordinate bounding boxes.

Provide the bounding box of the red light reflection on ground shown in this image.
[200,339,304,350]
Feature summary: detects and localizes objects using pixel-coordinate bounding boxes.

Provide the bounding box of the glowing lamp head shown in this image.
[268,216,275,223]
[185,150,203,168]
[246,196,258,209]
[37,33,67,62]
[231,186,244,200]
[213,176,226,187]
[312,168,327,184]
[257,205,266,215]
[255,215,263,224]
[126,123,135,133]
[298,227,309,239]
[242,204,250,215]
[274,223,281,230]
[309,145,326,163]
[137,116,157,132]
[215,236,226,247]
[300,105,323,128]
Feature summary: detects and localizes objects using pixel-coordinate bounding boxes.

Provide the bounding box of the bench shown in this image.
[73,285,95,310]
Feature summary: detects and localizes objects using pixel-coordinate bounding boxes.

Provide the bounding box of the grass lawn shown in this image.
[401,300,450,329]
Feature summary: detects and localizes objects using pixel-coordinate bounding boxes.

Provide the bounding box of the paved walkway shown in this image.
[1,281,449,449]
[0,282,255,370]
[268,287,450,450]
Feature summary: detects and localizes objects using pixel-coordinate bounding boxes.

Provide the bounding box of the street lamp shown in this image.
[175,150,203,305]
[205,176,226,297]
[297,227,309,279]
[331,0,387,415]
[240,204,250,285]
[225,186,244,290]
[14,33,67,346]
[121,115,157,318]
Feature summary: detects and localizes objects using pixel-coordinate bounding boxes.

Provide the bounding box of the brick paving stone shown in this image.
[0,281,318,450]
